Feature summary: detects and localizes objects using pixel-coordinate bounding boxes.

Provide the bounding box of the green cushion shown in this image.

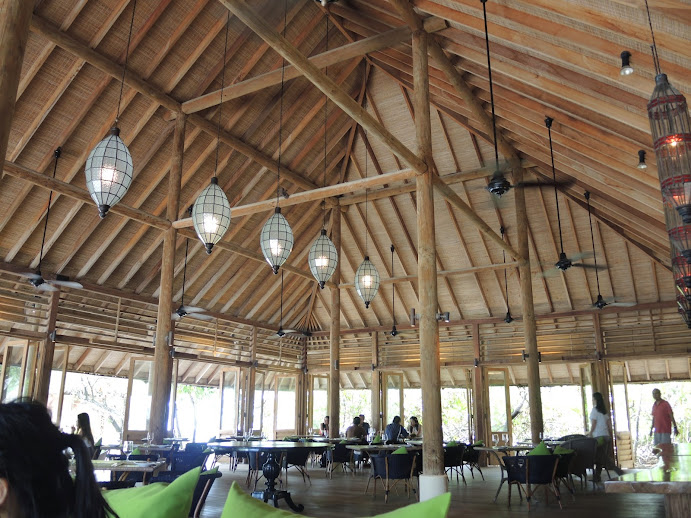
[205,466,219,475]
[104,467,200,518]
[596,436,606,447]
[221,481,451,518]
[446,441,457,447]
[131,447,142,455]
[392,446,408,454]
[527,441,552,456]
[95,438,102,448]
[553,445,574,455]
[203,448,213,453]
[372,435,382,444]
[472,440,484,446]
[339,439,348,444]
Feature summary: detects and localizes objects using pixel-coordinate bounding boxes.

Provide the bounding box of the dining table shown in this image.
[209,440,330,512]
[89,459,168,485]
[605,443,691,518]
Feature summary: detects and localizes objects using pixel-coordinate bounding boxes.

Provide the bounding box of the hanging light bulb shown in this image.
[192,177,231,254]
[85,1,138,218]
[192,13,232,254]
[261,207,294,274]
[620,51,634,76]
[355,256,380,308]
[309,229,337,288]
[85,127,133,218]
[637,150,648,170]
[308,14,337,288]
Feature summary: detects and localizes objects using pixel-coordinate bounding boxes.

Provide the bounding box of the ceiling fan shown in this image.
[172,237,213,321]
[542,117,608,276]
[20,148,83,292]
[479,1,570,199]
[584,192,635,310]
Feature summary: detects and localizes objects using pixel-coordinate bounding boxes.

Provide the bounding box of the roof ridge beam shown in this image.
[218,0,427,174]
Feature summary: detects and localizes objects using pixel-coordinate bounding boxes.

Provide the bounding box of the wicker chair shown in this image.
[367,453,417,503]
[443,445,466,484]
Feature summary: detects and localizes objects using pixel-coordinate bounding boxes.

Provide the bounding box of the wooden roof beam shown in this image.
[218,0,427,174]
[181,17,446,115]
[29,15,319,195]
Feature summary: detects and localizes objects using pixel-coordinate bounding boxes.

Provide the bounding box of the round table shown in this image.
[209,440,330,512]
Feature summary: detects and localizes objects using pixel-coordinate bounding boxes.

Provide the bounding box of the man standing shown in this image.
[650,388,678,444]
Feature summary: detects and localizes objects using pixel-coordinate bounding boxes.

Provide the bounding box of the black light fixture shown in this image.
[620,50,634,76]
[637,149,648,169]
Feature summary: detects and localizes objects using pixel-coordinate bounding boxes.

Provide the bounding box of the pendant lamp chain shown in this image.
[643,0,661,75]
[546,117,565,255]
[214,11,231,179]
[38,148,62,273]
[481,0,499,170]
[585,192,602,297]
[115,0,137,125]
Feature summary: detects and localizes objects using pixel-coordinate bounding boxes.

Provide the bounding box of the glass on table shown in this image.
[491,434,499,447]
[501,433,509,445]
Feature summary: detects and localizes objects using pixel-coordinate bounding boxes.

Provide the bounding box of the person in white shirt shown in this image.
[587,392,624,481]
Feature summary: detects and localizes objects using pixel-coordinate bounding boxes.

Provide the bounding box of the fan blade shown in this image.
[49,280,83,289]
[608,301,636,307]
[37,283,59,292]
[189,312,214,321]
[180,305,206,314]
[19,272,42,280]
[572,263,608,270]
[538,267,561,278]
[515,179,574,189]
[569,251,595,261]
[171,312,181,321]
[281,329,300,335]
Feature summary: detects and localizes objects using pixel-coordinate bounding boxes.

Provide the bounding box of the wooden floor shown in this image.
[200,460,665,517]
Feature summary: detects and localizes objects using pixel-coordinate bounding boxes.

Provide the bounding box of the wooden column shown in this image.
[245,326,257,432]
[34,290,60,404]
[370,331,381,432]
[149,114,185,443]
[413,29,444,489]
[328,207,341,438]
[0,0,33,166]
[472,323,488,466]
[592,313,610,395]
[514,167,543,442]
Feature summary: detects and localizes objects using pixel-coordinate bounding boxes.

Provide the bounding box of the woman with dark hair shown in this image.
[407,416,422,438]
[76,412,96,455]
[587,392,624,481]
[0,400,118,518]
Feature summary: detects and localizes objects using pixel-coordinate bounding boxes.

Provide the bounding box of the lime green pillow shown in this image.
[472,440,484,446]
[95,438,102,448]
[596,436,606,447]
[392,446,408,454]
[205,466,219,475]
[446,441,457,447]
[554,445,574,455]
[372,435,382,444]
[339,439,348,444]
[202,447,213,453]
[130,447,142,455]
[527,441,551,456]
[221,481,451,518]
[104,467,200,518]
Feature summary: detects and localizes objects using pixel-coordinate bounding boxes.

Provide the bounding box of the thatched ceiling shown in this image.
[1,0,690,346]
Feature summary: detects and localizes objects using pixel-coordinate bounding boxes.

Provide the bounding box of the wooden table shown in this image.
[209,441,330,512]
[90,459,168,485]
[605,443,691,518]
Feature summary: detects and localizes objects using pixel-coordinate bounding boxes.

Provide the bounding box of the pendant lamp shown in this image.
[355,130,379,308]
[308,14,337,288]
[192,13,232,254]
[85,1,138,218]
[261,0,293,274]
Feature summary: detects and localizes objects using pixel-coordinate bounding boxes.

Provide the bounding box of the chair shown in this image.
[247,450,269,489]
[554,453,576,501]
[461,444,484,481]
[184,442,207,454]
[443,445,466,485]
[367,453,417,503]
[189,470,223,518]
[557,434,587,442]
[122,453,160,484]
[325,444,354,478]
[502,455,561,510]
[562,437,597,489]
[281,448,312,486]
[149,450,210,484]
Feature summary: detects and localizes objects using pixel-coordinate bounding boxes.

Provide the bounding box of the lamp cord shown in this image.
[280,269,284,329]
[481,0,499,169]
[277,0,287,204]
[585,192,602,296]
[115,0,137,124]
[181,238,189,307]
[365,130,368,256]
[501,227,509,307]
[390,244,395,326]
[323,14,328,229]
[546,117,565,254]
[39,148,61,272]
[214,12,231,179]
[643,0,661,75]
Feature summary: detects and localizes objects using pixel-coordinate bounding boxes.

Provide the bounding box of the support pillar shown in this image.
[0,0,33,165]
[328,207,341,438]
[245,326,257,433]
[35,290,60,404]
[513,167,543,443]
[413,29,445,499]
[370,331,381,432]
[150,114,185,443]
[592,313,610,395]
[472,323,488,451]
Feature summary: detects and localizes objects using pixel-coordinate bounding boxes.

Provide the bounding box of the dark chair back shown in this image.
[463,444,480,463]
[526,455,559,484]
[327,443,352,463]
[189,470,222,518]
[283,448,311,468]
[444,445,466,468]
[563,437,597,477]
[502,455,527,484]
[171,450,210,473]
[106,453,127,461]
[386,453,415,480]
[247,450,269,471]
[128,453,160,461]
[184,442,207,454]
[557,434,587,442]
[555,452,574,478]
[370,453,387,479]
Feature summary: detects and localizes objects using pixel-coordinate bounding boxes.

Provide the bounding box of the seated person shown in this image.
[320,415,330,437]
[359,414,370,435]
[345,416,366,440]
[385,415,409,443]
[0,400,117,518]
[407,416,422,438]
